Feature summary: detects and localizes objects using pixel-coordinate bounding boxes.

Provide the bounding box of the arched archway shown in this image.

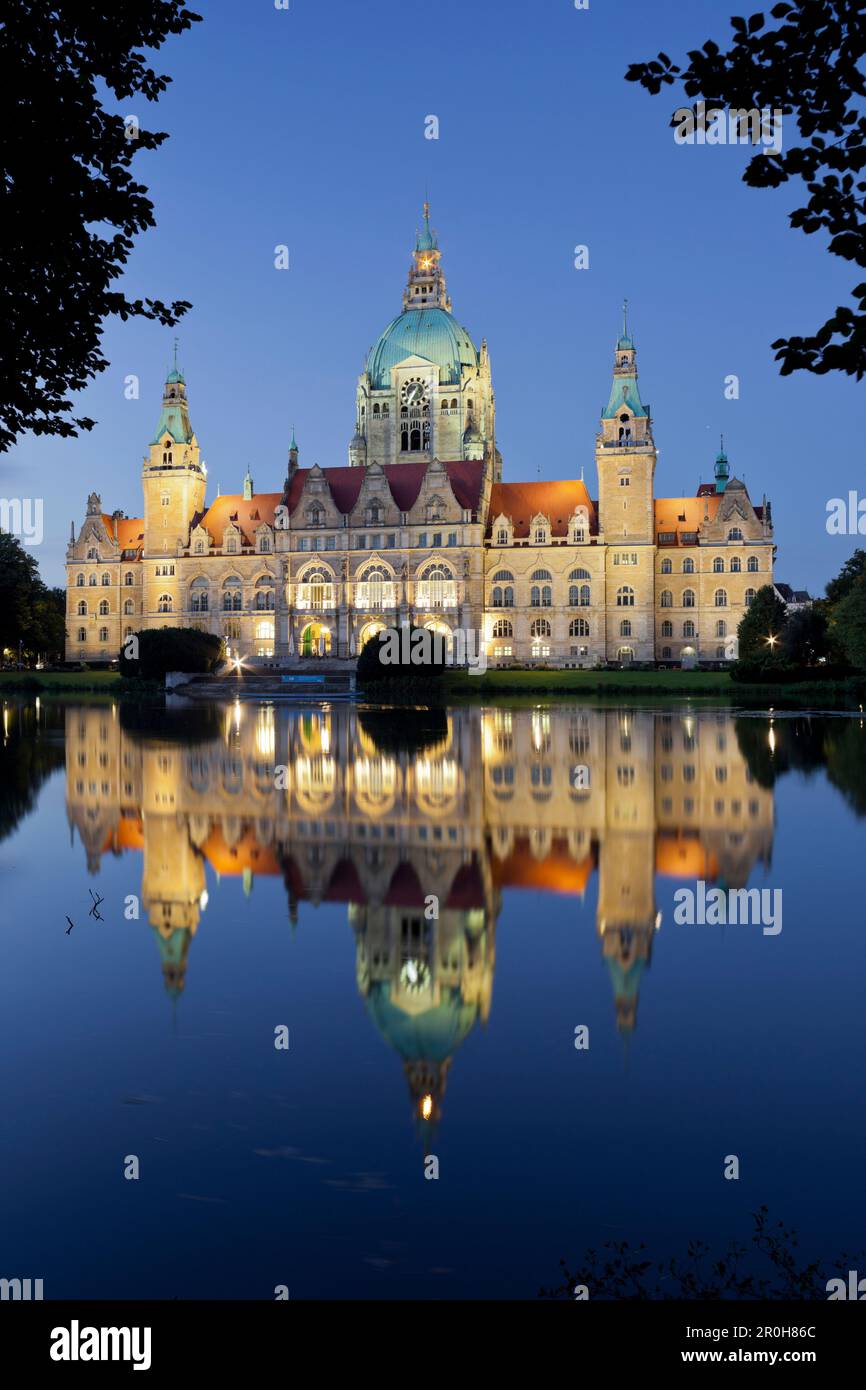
[359,620,386,649]
[424,618,453,659]
[300,622,332,657]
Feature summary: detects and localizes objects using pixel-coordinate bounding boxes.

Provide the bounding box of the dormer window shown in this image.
[496,528,509,546]
[534,527,547,544]
[728,527,743,541]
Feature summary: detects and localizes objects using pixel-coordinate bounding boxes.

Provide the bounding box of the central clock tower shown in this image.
[349,204,498,473]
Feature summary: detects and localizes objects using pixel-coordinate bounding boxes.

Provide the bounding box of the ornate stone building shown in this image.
[65,206,775,666]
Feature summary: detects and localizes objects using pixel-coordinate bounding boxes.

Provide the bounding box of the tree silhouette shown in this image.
[0,2,202,451]
[627,1,866,378]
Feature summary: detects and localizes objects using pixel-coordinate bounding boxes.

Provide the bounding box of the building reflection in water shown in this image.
[64,702,774,1128]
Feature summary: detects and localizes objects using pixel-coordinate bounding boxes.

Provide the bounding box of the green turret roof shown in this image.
[415,201,438,254]
[150,364,194,445]
[603,372,647,420]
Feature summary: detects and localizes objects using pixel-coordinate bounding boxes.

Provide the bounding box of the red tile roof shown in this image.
[101,515,144,554]
[486,480,597,538]
[654,495,721,544]
[284,460,485,518]
[198,493,282,546]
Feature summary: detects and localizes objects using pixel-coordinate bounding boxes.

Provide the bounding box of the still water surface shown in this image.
[1,697,864,1298]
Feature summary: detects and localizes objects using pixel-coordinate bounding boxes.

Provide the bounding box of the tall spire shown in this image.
[618,298,634,350]
[604,308,647,422]
[151,356,193,444]
[415,199,438,254]
[714,434,730,492]
[404,201,450,311]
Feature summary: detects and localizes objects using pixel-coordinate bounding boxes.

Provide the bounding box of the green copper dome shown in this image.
[367,307,478,389]
[365,981,477,1062]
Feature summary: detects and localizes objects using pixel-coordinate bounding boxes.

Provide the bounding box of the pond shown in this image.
[0,697,864,1299]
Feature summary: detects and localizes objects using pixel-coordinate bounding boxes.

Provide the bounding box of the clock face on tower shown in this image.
[402,379,428,408]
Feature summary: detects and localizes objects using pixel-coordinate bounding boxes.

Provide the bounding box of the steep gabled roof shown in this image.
[199,494,282,546]
[485,480,597,538]
[100,515,144,553]
[654,495,722,543]
[284,460,485,518]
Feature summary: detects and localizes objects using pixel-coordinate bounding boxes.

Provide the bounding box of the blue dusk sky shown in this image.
[4,0,863,591]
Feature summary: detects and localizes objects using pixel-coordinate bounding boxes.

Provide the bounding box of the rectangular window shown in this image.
[418,532,428,547]
[325,536,335,550]
[386,534,396,548]
[432,533,442,547]
[447,532,457,546]
[298,538,308,552]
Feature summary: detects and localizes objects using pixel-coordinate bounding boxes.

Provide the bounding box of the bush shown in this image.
[356,624,448,687]
[119,627,225,680]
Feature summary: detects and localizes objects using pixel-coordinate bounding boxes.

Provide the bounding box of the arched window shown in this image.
[660,558,672,574]
[76,573,84,587]
[683,620,695,638]
[683,557,695,574]
[496,528,509,545]
[728,527,743,541]
[194,540,204,554]
[297,567,334,610]
[124,572,134,586]
[530,618,551,637]
[98,599,109,616]
[101,572,111,586]
[661,620,673,637]
[222,577,243,611]
[190,577,210,613]
[254,576,275,610]
[492,619,513,638]
[715,620,727,637]
[77,628,86,642]
[88,574,97,586]
[99,627,109,643]
[356,564,394,611]
[569,568,590,581]
[307,505,324,528]
[683,588,696,608]
[616,586,634,607]
[531,568,552,581]
[730,556,742,572]
[662,646,672,659]
[620,619,632,638]
[745,588,757,607]
[416,564,455,609]
[86,548,97,560]
[660,590,672,607]
[365,502,384,525]
[747,555,759,573]
[569,618,589,637]
[124,599,135,615]
[714,588,728,607]
[492,569,515,582]
[77,600,87,616]
[713,556,724,573]
[534,526,548,545]
[491,584,514,607]
[157,594,172,614]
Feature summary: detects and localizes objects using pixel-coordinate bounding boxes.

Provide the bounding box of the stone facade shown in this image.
[65,208,775,666]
